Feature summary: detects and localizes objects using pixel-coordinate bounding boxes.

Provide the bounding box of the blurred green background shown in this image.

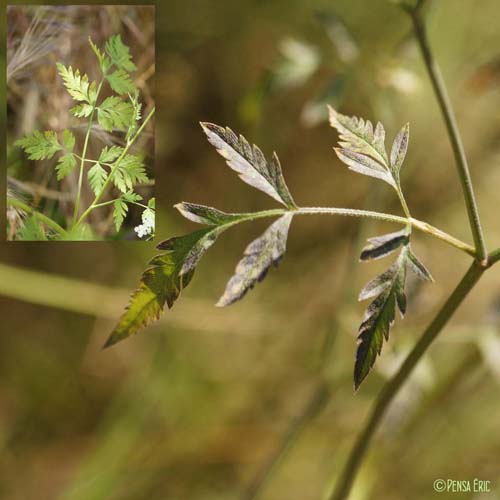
[1,1,500,499]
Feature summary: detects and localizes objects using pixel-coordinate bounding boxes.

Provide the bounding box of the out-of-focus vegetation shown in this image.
[1,1,500,499]
[7,5,155,240]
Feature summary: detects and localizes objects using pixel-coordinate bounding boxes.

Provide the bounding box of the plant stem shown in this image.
[72,78,106,226]
[408,8,487,262]
[7,197,67,237]
[74,106,155,228]
[234,207,474,256]
[328,261,485,500]
[488,248,500,266]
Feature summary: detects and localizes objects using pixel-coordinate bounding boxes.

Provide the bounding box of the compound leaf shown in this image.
[111,154,148,192]
[355,247,408,390]
[88,163,108,195]
[105,228,224,347]
[390,123,410,175]
[97,96,135,132]
[106,69,136,95]
[200,122,297,209]
[57,63,94,103]
[105,34,137,72]
[15,130,62,160]
[56,153,77,180]
[217,213,293,307]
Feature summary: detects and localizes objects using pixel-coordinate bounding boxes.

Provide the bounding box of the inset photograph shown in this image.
[7,5,155,240]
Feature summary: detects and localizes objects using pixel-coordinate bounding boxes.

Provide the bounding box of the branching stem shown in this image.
[71,77,106,226]
[223,207,475,257]
[74,106,155,228]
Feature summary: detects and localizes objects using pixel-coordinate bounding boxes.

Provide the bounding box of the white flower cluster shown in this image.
[134,208,155,238]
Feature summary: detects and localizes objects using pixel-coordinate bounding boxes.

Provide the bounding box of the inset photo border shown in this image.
[6,5,155,241]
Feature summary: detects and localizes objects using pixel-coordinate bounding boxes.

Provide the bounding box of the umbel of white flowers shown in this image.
[134,208,155,238]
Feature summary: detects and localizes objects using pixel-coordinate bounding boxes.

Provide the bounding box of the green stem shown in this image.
[488,248,500,266]
[409,9,487,262]
[7,197,67,237]
[228,206,474,256]
[328,261,485,500]
[74,106,155,228]
[72,77,106,226]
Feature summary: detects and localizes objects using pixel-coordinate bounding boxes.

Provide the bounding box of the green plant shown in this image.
[10,34,155,240]
[105,1,500,498]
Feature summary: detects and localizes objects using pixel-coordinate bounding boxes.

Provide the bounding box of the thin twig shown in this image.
[409,8,487,262]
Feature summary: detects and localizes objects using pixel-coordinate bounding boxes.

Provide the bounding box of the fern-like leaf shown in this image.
[97,96,135,132]
[355,248,408,390]
[57,63,95,103]
[15,130,62,160]
[106,69,136,95]
[175,202,249,226]
[217,213,293,306]
[105,34,137,72]
[88,163,108,195]
[113,198,128,232]
[200,123,297,209]
[355,237,433,388]
[329,106,411,191]
[56,153,76,180]
[105,228,225,347]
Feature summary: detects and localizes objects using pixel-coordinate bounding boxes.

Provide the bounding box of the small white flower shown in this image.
[134,208,155,238]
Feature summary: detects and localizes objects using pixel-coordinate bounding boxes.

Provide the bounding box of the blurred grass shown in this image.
[1,1,500,499]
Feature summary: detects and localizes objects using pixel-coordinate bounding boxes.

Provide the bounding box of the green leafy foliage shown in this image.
[113,198,128,231]
[87,163,108,195]
[111,154,149,192]
[201,122,297,208]
[88,36,111,72]
[105,229,221,347]
[217,213,294,306]
[99,145,124,163]
[56,153,77,180]
[106,69,136,95]
[70,103,93,118]
[329,106,410,191]
[105,34,137,72]
[57,63,96,104]
[12,33,153,240]
[17,215,48,241]
[97,96,135,131]
[14,131,62,160]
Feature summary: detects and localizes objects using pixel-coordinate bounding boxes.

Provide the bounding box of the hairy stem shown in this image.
[328,261,485,500]
[7,197,68,237]
[72,77,106,226]
[231,207,474,256]
[74,106,155,228]
[408,8,487,262]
